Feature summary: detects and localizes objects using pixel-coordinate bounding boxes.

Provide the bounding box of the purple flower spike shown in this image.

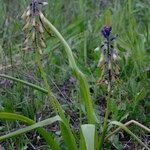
[101,26,112,39]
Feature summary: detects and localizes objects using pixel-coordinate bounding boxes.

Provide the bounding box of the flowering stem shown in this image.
[99,36,112,149]
[99,93,110,149]
[33,33,66,120]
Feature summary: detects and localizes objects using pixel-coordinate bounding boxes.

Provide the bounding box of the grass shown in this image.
[0,0,150,149]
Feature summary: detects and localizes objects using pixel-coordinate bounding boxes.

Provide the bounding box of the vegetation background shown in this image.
[0,0,150,149]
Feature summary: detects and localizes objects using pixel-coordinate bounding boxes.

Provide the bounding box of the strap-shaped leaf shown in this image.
[81,124,95,150]
[0,112,61,150]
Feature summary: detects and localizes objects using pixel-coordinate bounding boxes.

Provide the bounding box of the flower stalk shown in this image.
[98,26,119,149]
[21,0,66,120]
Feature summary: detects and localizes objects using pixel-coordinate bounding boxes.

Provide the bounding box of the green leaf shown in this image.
[81,124,95,150]
[60,122,78,150]
[0,115,61,141]
[0,112,61,150]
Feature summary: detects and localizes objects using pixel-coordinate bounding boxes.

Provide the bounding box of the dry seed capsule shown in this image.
[42,2,48,6]
[37,46,43,55]
[112,53,117,60]
[38,23,44,33]
[108,83,111,92]
[22,46,29,51]
[32,18,36,27]
[94,46,100,52]
[108,61,112,70]
[39,12,48,26]
[115,66,120,75]
[32,32,35,42]
[98,53,105,68]
[21,11,27,20]
[24,33,31,43]
[22,21,30,31]
[21,8,30,20]
[26,8,31,16]
[112,49,118,60]
[40,40,46,48]
[39,38,46,48]
[24,37,29,45]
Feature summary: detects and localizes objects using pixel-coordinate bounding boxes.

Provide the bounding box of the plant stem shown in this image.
[35,48,66,119]
[98,93,110,149]
[99,36,111,149]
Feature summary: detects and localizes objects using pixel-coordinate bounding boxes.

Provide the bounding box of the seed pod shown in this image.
[21,8,30,20]
[39,11,49,28]
[41,2,48,6]
[24,37,29,45]
[39,38,46,48]
[98,53,105,68]
[22,21,30,31]
[32,32,35,42]
[37,46,43,55]
[32,18,36,27]
[108,83,111,92]
[21,11,27,20]
[39,23,44,33]
[39,11,44,20]
[22,46,29,51]
[24,33,31,42]
[115,65,120,75]
[26,9,31,16]
[112,49,118,60]
[108,61,111,70]
[112,53,117,60]
[94,46,100,52]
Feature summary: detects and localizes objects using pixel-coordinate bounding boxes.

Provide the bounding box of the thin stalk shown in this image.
[98,93,110,149]
[34,47,65,120]
[39,12,95,124]
[99,36,111,149]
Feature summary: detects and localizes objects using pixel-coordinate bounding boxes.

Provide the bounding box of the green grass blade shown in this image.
[81,124,95,150]
[110,121,150,150]
[0,115,61,141]
[0,112,36,124]
[0,112,61,150]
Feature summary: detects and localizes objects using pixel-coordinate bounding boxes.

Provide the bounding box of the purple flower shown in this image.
[101,26,112,39]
